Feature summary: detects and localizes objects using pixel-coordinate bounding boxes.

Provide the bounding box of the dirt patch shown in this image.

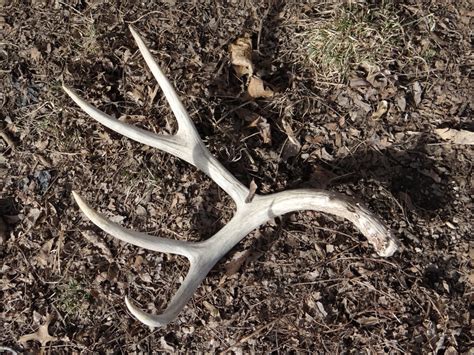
[1,0,472,352]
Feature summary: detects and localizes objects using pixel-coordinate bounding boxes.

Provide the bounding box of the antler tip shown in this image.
[380,237,399,257]
[128,25,141,42]
[71,190,81,202]
[62,84,72,95]
[125,296,164,328]
[71,191,91,217]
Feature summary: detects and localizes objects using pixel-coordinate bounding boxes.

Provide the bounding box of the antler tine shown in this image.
[72,192,199,259]
[128,25,198,141]
[62,85,195,163]
[124,261,214,327]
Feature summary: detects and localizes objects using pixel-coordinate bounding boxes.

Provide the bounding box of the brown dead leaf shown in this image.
[225,249,251,276]
[24,208,41,231]
[371,100,389,120]
[348,90,371,113]
[29,47,42,62]
[281,118,301,161]
[248,76,274,99]
[435,128,474,145]
[359,62,380,76]
[248,115,272,144]
[19,314,57,347]
[127,86,145,105]
[203,301,220,318]
[316,301,328,318]
[98,131,113,145]
[367,71,388,89]
[396,94,407,112]
[229,35,253,77]
[134,255,144,269]
[139,272,153,283]
[36,238,54,267]
[35,139,49,151]
[411,81,422,106]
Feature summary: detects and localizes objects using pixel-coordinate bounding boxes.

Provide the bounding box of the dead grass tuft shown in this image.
[305,3,406,82]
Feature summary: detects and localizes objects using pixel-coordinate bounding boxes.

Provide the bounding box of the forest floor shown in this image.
[1,0,472,353]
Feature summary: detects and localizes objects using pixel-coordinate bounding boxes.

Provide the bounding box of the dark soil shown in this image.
[1,0,472,353]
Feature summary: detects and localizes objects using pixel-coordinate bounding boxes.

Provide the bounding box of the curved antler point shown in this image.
[125,296,164,328]
[380,236,399,257]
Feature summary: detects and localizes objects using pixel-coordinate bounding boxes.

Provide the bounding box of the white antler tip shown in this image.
[380,237,399,257]
[62,84,73,96]
[128,24,138,38]
[125,296,164,328]
[71,190,89,211]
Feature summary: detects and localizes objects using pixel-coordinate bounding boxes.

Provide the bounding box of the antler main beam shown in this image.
[64,26,399,328]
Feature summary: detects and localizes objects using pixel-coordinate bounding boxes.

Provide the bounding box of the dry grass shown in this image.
[303,2,435,82]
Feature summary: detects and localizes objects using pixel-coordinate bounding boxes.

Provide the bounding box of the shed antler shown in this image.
[64,26,399,328]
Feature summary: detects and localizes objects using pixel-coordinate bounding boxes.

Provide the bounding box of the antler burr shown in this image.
[64,26,399,328]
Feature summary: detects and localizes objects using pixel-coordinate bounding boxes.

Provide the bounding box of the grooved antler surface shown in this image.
[64,26,399,328]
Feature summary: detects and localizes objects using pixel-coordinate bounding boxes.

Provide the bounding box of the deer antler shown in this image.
[64,26,399,328]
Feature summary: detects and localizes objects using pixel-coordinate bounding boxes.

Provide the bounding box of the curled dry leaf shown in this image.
[281,118,301,161]
[248,114,272,144]
[35,238,55,267]
[356,316,380,326]
[225,249,251,276]
[248,76,274,99]
[371,100,389,120]
[396,93,407,112]
[435,128,474,145]
[349,77,370,88]
[229,35,253,77]
[203,301,220,318]
[316,301,328,318]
